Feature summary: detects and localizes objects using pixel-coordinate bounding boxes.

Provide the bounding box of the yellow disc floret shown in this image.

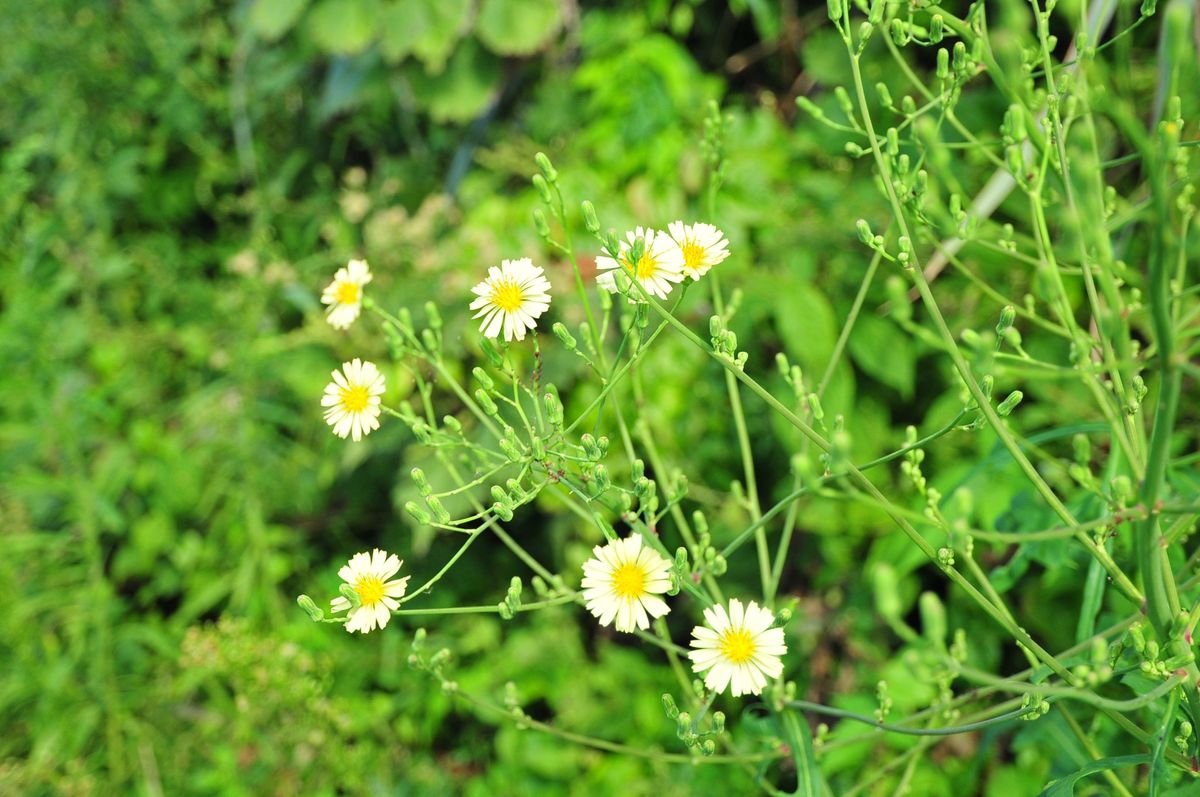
[719,629,756,664]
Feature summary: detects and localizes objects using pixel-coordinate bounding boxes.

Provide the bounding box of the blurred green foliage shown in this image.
[1,0,1197,795]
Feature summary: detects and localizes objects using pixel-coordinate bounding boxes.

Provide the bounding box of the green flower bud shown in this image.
[996,305,1016,335]
[532,174,552,205]
[424,495,451,524]
[662,693,680,719]
[472,366,494,391]
[405,500,432,525]
[474,389,499,416]
[581,200,600,233]
[533,208,551,239]
[339,583,362,609]
[856,218,873,244]
[997,390,1023,416]
[411,467,432,496]
[442,415,462,434]
[534,151,557,182]
[929,14,944,42]
[297,594,324,622]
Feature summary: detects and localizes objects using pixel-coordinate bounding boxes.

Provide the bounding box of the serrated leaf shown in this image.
[475,0,562,56]
[308,0,378,55]
[408,39,499,123]
[250,0,310,41]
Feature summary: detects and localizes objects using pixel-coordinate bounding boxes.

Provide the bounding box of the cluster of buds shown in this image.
[662,693,725,756]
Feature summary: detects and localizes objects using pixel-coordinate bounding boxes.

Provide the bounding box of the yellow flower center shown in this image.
[339,384,370,412]
[681,241,706,271]
[719,629,756,664]
[354,575,385,606]
[610,562,646,599]
[623,253,658,281]
[491,281,525,312]
[334,281,360,305]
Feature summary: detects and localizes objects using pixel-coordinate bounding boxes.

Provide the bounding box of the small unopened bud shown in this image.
[856,218,873,244]
[411,467,432,496]
[662,693,679,719]
[534,151,557,182]
[996,305,1016,334]
[297,594,324,621]
[424,495,451,524]
[997,390,1023,416]
[532,174,552,205]
[405,501,431,525]
[581,200,599,233]
[532,207,550,238]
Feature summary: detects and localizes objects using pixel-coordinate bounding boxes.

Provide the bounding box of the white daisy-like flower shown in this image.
[321,358,385,441]
[468,258,552,342]
[321,258,372,329]
[581,533,673,632]
[595,227,686,302]
[688,599,787,697]
[330,548,411,634]
[667,221,730,280]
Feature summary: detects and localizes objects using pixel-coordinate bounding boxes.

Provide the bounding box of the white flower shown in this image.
[667,221,730,280]
[330,549,411,634]
[581,533,673,632]
[468,258,552,342]
[321,258,372,329]
[688,599,786,696]
[321,358,385,441]
[595,227,685,302]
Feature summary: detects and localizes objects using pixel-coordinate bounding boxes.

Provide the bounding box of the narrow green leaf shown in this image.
[1038,754,1150,796]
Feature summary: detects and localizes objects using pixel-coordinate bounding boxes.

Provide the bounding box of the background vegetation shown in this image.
[1,0,1197,794]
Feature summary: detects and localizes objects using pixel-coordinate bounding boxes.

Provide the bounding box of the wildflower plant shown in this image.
[296,2,1200,792]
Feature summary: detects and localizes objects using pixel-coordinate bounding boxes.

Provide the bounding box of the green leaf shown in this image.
[1038,754,1149,796]
[475,0,562,56]
[772,279,836,377]
[847,312,914,398]
[407,39,500,123]
[249,0,310,41]
[308,0,378,55]
[411,0,471,73]
[379,1,428,63]
[774,710,823,797]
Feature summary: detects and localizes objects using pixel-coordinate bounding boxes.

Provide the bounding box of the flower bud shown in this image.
[997,390,1023,416]
[532,207,550,238]
[339,583,362,609]
[662,693,680,719]
[424,495,451,524]
[297,594,324,621]
[472,366,494,391]
[534,151,557,182]
[411,467,432,496]
[581,200,600,233]
[532,174,552,205]
[474,389,499,416]
[405,500,431,525]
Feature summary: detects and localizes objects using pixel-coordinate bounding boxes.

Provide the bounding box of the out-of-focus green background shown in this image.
[2,1,1196,795]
